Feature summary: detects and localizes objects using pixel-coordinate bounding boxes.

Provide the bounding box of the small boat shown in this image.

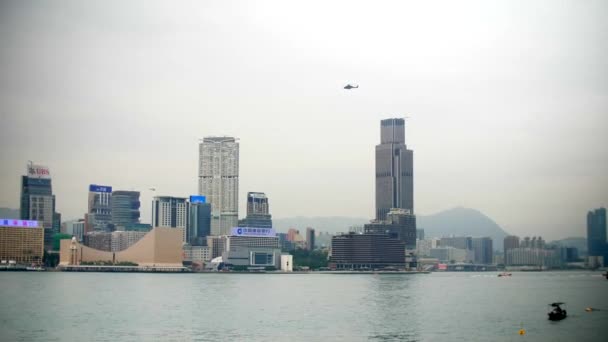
[498,272,512,277]
[548,302,567,321]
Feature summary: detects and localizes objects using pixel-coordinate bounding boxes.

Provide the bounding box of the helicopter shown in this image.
[344,84,359,90]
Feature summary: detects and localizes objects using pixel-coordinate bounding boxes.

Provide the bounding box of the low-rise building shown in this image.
[430,247,473,263]
[183,245,212,263]
[0,219,44,264]
[330,233,406,269]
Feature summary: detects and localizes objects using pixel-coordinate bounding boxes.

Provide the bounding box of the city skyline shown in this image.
[0,1,607,241]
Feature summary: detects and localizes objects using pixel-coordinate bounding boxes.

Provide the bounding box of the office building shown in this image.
[440,236,473,250]
[0,219,44,264]
[416,238,440,257]
[306,227,315,251]
[87,184,113,232]
[111,190,141,228]
[430,247,471,263]
[207,235,228,259]
[188,196,211,246]
[505,248,561,268]
[110,230,147,252]
[20,162,60,248]
[330,233,406,269]
[472,237,493,264]
[183,245,212,264]
[364,208,417,249]
[84,231,112,251]
[503,235,520,263]
[375,118,414,220]
[238,192,272,229]
[587,208,607,265]
[198,137,239,236]
[64,219,85,242]
[152,196,188,242]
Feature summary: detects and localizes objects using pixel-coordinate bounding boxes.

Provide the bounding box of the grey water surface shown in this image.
[1,272,606,341]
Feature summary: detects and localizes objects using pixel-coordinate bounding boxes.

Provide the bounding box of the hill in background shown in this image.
[273,207,510,251]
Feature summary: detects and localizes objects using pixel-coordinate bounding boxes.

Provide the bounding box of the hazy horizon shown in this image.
[1,1,607,241]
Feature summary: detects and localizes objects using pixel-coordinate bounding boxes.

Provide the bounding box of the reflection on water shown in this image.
[0,272,606,341]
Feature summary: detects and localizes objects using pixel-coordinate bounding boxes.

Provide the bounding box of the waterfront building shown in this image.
[587,208,607,266]
[416,238,440,257]
[375,118,414,220]
[330,233,406,269]
[20,162,60,248]
[111,190,141,228]
[183,245,212,264]
[440,236,473,250]
[87,184,113,232]
[222,246,281,269]
[110,230,147,252]
[84,231,112,251]
[207,235,228,259]
[0,219,44,264]
[505,247,561,268]
[430,247,472,263]
[64,219,85,242]
[59,227,184,267]
[238,192,272,229]
[306,227,315,251]
[472,237,493,264]
[281,254,293,272]
[503,235,520,263]
[198,136,239,236]
[364,208,417,249]
[152,196,188,242]
[188,196,211,246]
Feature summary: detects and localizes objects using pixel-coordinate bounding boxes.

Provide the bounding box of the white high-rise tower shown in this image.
[198,137,239,236]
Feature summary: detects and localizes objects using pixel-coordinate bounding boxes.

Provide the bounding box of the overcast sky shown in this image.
[1,0,606,240]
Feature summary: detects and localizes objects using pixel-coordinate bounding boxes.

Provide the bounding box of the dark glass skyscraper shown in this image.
[587,208,607,264]
[238,192,272,229]
[111,191,141,228]
[188,199,212,246]
[375,118,414,220]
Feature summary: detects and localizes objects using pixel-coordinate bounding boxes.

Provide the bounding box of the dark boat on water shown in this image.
[548,302,567,321]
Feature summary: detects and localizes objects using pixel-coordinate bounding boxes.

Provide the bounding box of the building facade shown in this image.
[306,227,315,251]
[152,196,188,242]
[64,220,85,242]
[587,208,607,266]
[111,190,141,228]
[198,137,239,236]
[110,230,148,252]
[238,192,272,229]
[330,233,406,269]
[375,118,414,220]
[188,196,211,246]
[0,219,44,264]
[472,237,493,264]
[20,162,60,248]
[503,235,520,264]
[364,208,417,249]
[87,184,113,232]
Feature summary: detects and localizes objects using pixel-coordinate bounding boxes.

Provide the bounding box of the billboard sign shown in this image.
[231,227,276,237]
[0,219,39,228]
[189,195,206,204]
[27,164,50,179]
[89,184,112,193]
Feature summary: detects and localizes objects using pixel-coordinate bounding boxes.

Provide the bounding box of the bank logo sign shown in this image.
[1,219,39,228]
[231,227,276,237]
[89,184,112,193]
[189,195,206,204]
[27,164,50,179]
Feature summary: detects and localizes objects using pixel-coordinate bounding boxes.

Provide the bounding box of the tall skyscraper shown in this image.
[472,237,493,264]
[306,227,315,251]
[587,208,607,265]
[198,137,239,236]
[238,192,272,229]
[87,184,112,232]
[375,118,414,220]
[365,208,417,249]
[188,195,211,246]
[152,196,188,242]
[20,162,60,248]
[503,235,520,265]
[111,190,141,228]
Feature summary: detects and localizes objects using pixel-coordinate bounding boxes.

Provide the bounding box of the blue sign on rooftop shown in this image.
[89,184,112,193]
[189,195,206,204]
